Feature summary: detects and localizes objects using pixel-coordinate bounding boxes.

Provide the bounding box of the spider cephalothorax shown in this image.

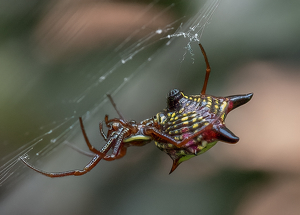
[21,44,253,177]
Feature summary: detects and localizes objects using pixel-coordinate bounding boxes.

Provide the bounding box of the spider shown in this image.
[21,44,253,177]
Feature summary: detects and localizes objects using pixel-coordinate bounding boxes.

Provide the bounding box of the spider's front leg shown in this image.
[79,117,106,156]
[100,116,155,161]
[20,117,118,178]
[20,118,116,178]
[20,154,104,177]
[99,116,142,161]
[102,126,130,161]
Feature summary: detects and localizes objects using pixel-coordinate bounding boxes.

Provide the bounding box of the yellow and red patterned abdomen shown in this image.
[152,89,252,172]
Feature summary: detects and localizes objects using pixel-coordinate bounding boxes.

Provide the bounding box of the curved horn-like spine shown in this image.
[215,126,239,144]
[227,93,253,112]
[169,158,180,174]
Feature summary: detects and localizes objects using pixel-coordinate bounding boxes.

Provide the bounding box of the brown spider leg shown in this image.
[115,147,127,159]
[99,122,107,141]
[105,115,137,132]
[103,147,127,161]
[104,115,109,127]
[106,94,125,120]
[104,147,127,161]
[199,43,211,95]
[111,128,128,156]
[105,116,127,127]
[104,115,130,129]
[145,124,212,148]
[79,117,104,156]
[20,138,115,177]
[63,121,108,158]
[20,154,102,177]
[103,128,129,161]
[144,127,180,145]
[145,107,226,148]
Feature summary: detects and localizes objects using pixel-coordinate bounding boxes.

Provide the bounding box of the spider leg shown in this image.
[99,122,107,141]
[106,94,125,120]
[176,124,213,147]
[145,107,226,148]
[103,146,127,161]
[79,117,104,156]
[20,133,116,177]
[144,127,180,146]
[103,149,127,161]
[174,100,229,147]
[20,154,103,177]
[104,115,128,129]
[199,43,211,95]
[104,115,110,127]
[115,147,127,159]
[103,128,129,161]
[104,115,136,132]
[66,120,123,158]
[64,119,107,157]
[145,124,211,148]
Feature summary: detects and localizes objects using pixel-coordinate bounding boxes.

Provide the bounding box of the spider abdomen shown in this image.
[152,90,252,173]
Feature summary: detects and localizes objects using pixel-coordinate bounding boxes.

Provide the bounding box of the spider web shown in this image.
[0,0,221,190]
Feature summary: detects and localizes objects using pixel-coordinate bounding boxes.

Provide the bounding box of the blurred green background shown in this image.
[1,0,300,214]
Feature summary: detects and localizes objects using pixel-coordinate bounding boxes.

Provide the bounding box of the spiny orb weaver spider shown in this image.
[21,44,253,177]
